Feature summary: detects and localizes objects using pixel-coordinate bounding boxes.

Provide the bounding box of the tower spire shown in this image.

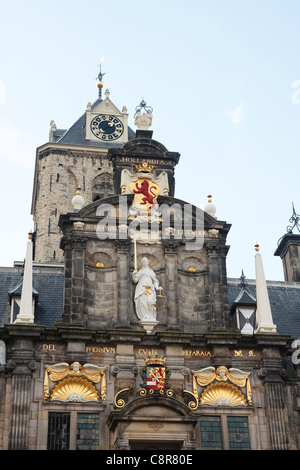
[96,57,105,99]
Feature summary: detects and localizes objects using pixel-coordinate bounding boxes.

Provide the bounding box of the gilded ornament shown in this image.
[44,362,106,401]
[190,365,252,406]
[87,251,104,268]
[182,389,199,410]
[113,388,130,409]
[51,377,98,402]
[200,383,246,406]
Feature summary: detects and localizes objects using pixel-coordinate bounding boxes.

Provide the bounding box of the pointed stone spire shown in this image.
[15,231,34,324]
[254,243,276,333]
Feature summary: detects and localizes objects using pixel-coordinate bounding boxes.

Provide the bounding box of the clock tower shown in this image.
[31,66,134,263]
[85,88,129,145]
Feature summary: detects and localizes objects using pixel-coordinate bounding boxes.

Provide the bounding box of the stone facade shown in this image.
[32,147,113,262]
[1,91,300,451]
[0,324,296,450]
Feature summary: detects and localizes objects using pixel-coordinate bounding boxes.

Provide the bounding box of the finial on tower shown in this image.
[72,186,85,212]
[204,194,216,218]
[286,202,300,234]
[96,57,105,99]
[134,99,153,130]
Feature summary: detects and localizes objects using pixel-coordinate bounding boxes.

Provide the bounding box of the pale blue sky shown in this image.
[1,0,300,281]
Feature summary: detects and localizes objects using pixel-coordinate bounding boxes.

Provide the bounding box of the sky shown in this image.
[0,0,300,281]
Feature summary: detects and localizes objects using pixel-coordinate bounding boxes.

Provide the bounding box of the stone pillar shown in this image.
[7,360,37,450]
[61,237,72,323]
[206,241,229,331]
[115,240,131,328]
[258,367,289,450]
[163,240,180,329]
[62,236,87,325]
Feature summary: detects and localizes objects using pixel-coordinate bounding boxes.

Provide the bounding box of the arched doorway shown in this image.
[108,395,198,450]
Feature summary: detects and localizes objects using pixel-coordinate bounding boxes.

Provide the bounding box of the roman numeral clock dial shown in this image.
[91,114,124,141]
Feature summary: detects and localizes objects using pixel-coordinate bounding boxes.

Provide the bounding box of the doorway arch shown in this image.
[108,394,198,450]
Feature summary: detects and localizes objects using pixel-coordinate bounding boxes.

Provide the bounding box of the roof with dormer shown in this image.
[227,278,300,340]
[0,264,299,341]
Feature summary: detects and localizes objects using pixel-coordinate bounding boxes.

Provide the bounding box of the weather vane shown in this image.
[96,57,105,99]
[286,202,300,234]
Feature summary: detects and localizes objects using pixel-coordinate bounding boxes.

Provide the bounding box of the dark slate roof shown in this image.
[0,265,64,328]
[1,265,299,339]
[227,278,300,340]
[230,286,256,311]
[55,98,135,147]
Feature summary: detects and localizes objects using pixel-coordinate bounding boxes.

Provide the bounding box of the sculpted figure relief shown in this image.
[132,257,162,322]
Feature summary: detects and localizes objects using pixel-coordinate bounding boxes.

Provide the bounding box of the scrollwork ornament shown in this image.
[111,365,120,376]
[29,360,37,371]
[258,368,268,379]
[113,388,130,409]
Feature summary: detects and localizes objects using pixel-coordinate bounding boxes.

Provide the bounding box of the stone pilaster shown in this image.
[163,240,180,329]
[6,345,37,450]
[258,366,290,450]
[62,235,87,324]
[205,241,229,331]
[115,239,132,328]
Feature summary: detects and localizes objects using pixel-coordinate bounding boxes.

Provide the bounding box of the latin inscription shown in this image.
[86,346,116,354]
[182,349,212,358]
[43,344,56,351]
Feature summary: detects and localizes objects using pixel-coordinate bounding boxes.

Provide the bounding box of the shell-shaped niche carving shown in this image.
[201,383,246,406]
[87,251,113,269]
[181,256,204,273]
[134,250,161,269]
[51,377,99,402]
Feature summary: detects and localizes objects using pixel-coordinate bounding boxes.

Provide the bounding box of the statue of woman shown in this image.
[132,257,162,321]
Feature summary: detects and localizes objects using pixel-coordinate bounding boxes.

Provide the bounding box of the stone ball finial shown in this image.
[204,194,216,218]
[72,186,85,212]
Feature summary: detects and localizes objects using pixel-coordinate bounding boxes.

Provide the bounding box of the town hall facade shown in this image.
[0,74,300,450]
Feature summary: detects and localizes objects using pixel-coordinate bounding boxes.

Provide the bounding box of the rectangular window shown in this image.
[76,413,99,450]
[199,416,222,450]
[227,416,250,450]
[47,412,70,450]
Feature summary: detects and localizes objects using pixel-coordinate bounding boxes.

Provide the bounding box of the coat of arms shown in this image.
[146,364,166,390]
[139,355,173,397]
[120,162,169,214]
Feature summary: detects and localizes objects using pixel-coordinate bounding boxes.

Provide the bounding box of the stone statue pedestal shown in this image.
[139,320,159,335]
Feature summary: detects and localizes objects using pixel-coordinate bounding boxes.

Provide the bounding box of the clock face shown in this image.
[90,114,124,141]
